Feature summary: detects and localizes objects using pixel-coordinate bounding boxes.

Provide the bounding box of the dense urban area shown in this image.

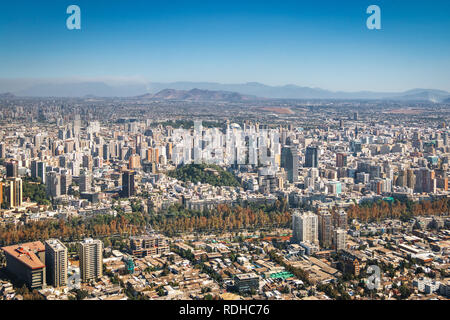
[0,93,449,300]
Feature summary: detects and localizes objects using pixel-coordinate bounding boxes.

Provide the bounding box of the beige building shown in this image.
[1,241,46,289]
[45,239,68,288]
[78,238,103,282]
[292,210,318,244]
[333,228,347,251]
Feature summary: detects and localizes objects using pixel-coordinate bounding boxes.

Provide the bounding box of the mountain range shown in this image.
[1,80,449,102]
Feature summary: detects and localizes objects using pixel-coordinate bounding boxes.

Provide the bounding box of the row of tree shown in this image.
[345,198,449,222]
[0,214,144,247]
[150,204,291,236]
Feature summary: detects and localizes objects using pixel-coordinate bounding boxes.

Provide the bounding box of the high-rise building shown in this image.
[336,153,348,167]
[5,177,22,208]
[333,228,347,251]
[128,154,141,169]
[0,143,5,159]
[46,171,61,198]
[305,146,318,168]
[292,210,318,244]
[281,146,299,183]
[37,161,46,184]
[335,210,348,230]
[78,238,103,282]
[60,171,72,195]
[318,210,332,248]
[82,154,93,171]
[121,170,135,198]
[0,181,3,207]
[6,160,18,178]
[414,167,436,193]
[45,239,68,288]
[79,172,91,193]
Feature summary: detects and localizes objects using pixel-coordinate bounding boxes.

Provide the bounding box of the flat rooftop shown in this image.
[1,241,45,270]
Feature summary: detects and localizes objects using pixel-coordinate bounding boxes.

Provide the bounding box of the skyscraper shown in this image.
[78,238,103,282]
[0,143,5,159]
[46,171,61,198]
[6,160,18,178]
[318,210,332,248]
[45,239,68,288]
[281,146,299,183]
[292,210,318,244]
[79,172,91,193]
[121,170,135,198]
[333,228,346,251]
[336,153,348,167]
[335,210,348,230]
[5,177,22,208]
[305,146,318,168]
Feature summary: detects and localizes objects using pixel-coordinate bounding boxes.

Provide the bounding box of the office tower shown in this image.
[59,155,67,168]
[336,153,348,167]
[292,210,318,244]
[31,160,38,179]
[46,171,61,198]
[78,238,103,282]
[1,242,46,289]
[121,170,135,198]
[281,146,299,183]
[129,154,141,169]
[102,143,110,161]
[93,156,103,168]
[353,112,358,121]
[415,167,436,193]
[333,228,346,251]
[37,161,46,183]
[60,171,72,195]
[6,177,22,208]
[0,142,5,159]
[82,154,93,171]
[318,210,333,248]
[6,160,18,178]
[335,210,348,230]
[406,169,416,189]
[305,146,318,168]
[0,181,3,207]
[396,170,407,187]
[79,172,91,193]
[45,239,68,288]
[73,114,81,136]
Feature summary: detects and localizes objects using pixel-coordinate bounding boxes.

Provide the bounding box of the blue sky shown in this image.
[0,0,449,92]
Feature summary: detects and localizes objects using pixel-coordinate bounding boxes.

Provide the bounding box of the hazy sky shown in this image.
[0,0,449,92]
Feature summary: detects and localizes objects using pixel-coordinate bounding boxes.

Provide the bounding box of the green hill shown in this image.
[167,163,240,187]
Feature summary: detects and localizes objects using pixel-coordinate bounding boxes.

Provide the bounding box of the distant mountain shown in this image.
[137,88,260,102]
[16,82,148,97]
[1,79,449,101]
[0,92,16,98]
[146,82,450,102]
[386,89,450,103]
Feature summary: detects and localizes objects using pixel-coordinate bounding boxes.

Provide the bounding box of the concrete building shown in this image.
[292,210,318,244]
[45,239,68,288]
[78,238,103,282]
[333,228,347,251]
[1,242,46,289]
[318,210,332,248]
